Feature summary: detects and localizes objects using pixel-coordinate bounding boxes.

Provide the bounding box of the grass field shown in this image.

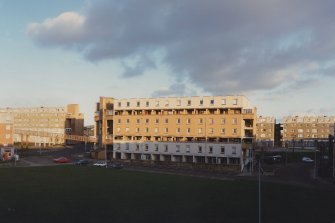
[0,166,334,223]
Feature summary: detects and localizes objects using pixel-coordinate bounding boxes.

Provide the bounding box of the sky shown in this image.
[1,0,335,125]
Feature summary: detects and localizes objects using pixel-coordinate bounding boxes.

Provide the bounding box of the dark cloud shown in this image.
[27,0,335,95]
[151,83,196,98]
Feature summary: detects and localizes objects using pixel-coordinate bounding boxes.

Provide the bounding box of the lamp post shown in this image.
[314,149,319,179]
[258,156,262,223]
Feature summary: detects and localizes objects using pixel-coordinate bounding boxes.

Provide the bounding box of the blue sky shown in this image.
[1,0,335,124]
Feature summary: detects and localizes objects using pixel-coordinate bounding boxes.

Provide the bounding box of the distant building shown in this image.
[95,95,257,169]
[283,116,335,148]
[0,113,14,146]
[255,116,275,147]
[0,104,84,147]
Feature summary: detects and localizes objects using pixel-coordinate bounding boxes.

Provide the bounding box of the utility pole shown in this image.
[258,156,262,223]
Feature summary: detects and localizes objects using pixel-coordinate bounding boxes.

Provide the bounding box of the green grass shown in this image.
[0,166,334,223]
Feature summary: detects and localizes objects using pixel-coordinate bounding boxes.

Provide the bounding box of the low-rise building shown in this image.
[283,115,335,148]
[0,104,84,147]
[256,116,275,147]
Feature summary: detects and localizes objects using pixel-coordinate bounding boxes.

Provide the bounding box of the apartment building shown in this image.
[95,96,257,167]
[0,113,14,146]
[255,116,275,147]
[0,104,84,146]
[283,116,335,148]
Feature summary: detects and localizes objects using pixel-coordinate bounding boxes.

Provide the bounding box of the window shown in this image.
[145,119,149,124]
[232,118,237,125]
[125,127,129,132]
[221,118,226,124]
[209,146,213,154]
[200,99,203,105]
[210,99,214,105]
[221,99,226,105]
[136,144,140,151]
[126,119,130,124]
[221,128,225,134]
[221,146,225,154]
[126,143,129,150]
[155,128,159,133]
[165,100,169,106]
[209,118,214,124]
[156,100,160,107]
[198,146,202,153]
[232,129,237,134]
[233,99,238,105]
[187,128,190,134]
[165,128,168,133]
[136,128,139,133]
[117,128,121,133]
[154,144,159,151]
[232,146,237,155]
[127,102,130,107]
[186,145,190,153]
[209,128,214,134]
[164,145,168,152]
[146,101,149,107]
[176,128,180,133]
[136,101,140,107]
[176,145,180,152]
[165,118,169,124]
[155,118,159,124]
[187,100,191,106]
[145,144,149,151]
[137,119,140,124]
[199,118,203,124]
[176,118,181,124]
[198,128,203,134]
[145,128,149,133]
[116,143,121,150]
[118,119,121,124]
[118,102,121,107]
[187,118,191,124]
[177,100,181,106]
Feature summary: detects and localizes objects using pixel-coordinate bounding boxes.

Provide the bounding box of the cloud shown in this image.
[151,83,196,98]
[27,12,86,46]
[27,0,335,95]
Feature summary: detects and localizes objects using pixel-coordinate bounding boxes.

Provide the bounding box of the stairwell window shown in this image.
[198,146,202,153]
[221,146,225,154]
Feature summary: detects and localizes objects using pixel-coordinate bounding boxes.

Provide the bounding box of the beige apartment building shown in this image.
[0,113,14,146]
[283,116,335,148]
[0,104,84,147]
[256,116,275,147]
[95,96,256,167]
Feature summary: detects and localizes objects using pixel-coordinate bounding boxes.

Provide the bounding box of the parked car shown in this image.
[53,157,71,163]
[302,157,314,163]
[75,159,89,165]
[93,161,107,167]
[109,162,124,169]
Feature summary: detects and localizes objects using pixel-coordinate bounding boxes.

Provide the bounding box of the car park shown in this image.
[93,161,107,167]
[53,157,71,163]
[75,159,89,165]
[302,157,314,163]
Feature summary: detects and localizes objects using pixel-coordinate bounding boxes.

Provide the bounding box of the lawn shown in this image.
[0,166,334,223]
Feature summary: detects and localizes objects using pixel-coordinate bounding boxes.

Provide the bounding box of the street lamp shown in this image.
[314,149,319,179]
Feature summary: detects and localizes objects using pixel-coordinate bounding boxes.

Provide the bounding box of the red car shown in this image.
[53,157,71,163]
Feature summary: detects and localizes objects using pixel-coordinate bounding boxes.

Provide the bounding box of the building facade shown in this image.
[283,116,335,148]
[255,116,275,147]
[0,104,84,147]
[95,96,257,168]
[0,113,14,146]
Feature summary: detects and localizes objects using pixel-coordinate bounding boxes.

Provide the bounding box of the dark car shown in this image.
[109,163,124,169]
[75,159,89,165]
